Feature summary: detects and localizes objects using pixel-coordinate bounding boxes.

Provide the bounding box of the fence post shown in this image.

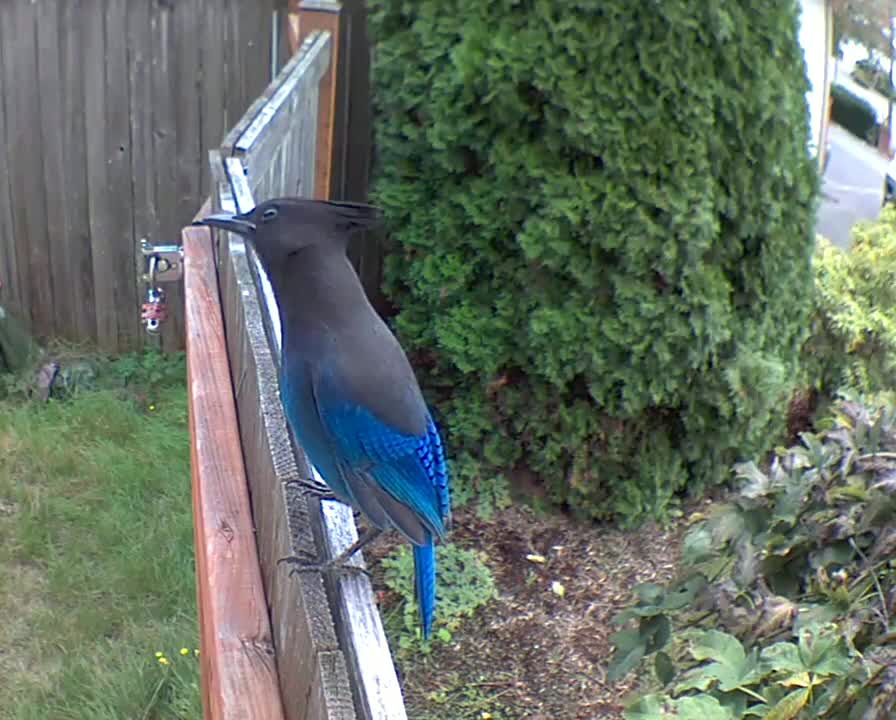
[287,1,346,201]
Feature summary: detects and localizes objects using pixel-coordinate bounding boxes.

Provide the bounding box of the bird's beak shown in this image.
[194,212,256,237]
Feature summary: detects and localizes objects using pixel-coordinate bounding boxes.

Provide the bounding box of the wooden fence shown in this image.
[0,0,290,352]
[187,5,405,719]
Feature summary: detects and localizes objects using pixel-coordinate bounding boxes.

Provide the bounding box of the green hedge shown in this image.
[830,84,879,143]
[370,1,819,522]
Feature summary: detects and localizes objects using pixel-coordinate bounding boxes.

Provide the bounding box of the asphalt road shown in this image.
[816,124,890,249]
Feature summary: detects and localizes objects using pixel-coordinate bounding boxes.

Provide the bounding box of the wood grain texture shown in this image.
[0,5,22,314]
[129,0,159,349]
[296,2,343,201]
[184,221,286,720]
[0,0,347,350]
[212,44,408,713]
[218,233,356,720]
[102,0,140,349]
[2,2,50,334]
[36,1,75,340]
[61,0,98,343]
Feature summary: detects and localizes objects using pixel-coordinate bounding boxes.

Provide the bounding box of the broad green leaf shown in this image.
[654,651,675,685]
[623,695,663,720]
[608,629,647,682]
[763,688,810,720]
[642,614,672,654]
[686,630,765,692]
[625,695,736,720]
[760,642,805,675]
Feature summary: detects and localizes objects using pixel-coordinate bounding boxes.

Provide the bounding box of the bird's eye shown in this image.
[261,207,278,222]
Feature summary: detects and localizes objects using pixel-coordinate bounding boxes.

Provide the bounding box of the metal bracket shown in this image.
[139,238,183,335]
[140,238,183,284]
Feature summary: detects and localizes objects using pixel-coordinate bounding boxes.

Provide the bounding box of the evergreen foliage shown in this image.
[370,1,819,521]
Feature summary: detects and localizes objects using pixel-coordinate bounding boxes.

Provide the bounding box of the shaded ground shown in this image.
[370,505,686,720]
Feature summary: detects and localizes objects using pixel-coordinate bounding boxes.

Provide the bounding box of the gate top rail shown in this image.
[187,4,408,719]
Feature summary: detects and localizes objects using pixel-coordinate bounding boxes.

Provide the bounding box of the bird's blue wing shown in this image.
[313,367,450,540]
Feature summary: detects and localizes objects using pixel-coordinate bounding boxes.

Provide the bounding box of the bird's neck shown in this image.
[265,246,370,348]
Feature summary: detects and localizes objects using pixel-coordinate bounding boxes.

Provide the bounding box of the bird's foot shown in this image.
[278,553,371,579]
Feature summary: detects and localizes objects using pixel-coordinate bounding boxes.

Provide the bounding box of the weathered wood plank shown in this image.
[107,0,140,349]
[320,497,408,720]
[2,2,52,334]
[0,6,23,317]
[83,0,133,350]
[226,0,247,133]
[297,2,344,201]
[81,1,107,343]
[223,176,406,719]
[36,1,75,341]
[60,0,98,343]
[184,222,286,720]
[234,32,330,193]
[217,232,355,720]
[128,0,159,349]
[340,0,371,204]
[201,0,228,198]
[151,1,182,351]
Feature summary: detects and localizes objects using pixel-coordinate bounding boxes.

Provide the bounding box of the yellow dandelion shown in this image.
[149,404,156,411]
[180,647,190,656]
[194,648,200,656]
[158,657,170,666]
[154,651,164,658]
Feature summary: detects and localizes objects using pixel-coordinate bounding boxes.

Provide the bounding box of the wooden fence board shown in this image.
[128,0,160,349]
[0,6,22,314]
[201,0,228,198]
[3,2,51,334]
[217,232,356,720]
[185,221,286,720]
[36,1,74,341]
[0,0,379,351]
[61,0,98,343]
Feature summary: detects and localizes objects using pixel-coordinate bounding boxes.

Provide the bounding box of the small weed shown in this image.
[381,542,497,656]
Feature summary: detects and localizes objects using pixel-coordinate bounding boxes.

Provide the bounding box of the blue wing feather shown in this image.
[285,360,450,639]
[314,371,450,539]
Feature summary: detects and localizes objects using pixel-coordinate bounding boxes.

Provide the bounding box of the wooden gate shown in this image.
[185,6,406,720]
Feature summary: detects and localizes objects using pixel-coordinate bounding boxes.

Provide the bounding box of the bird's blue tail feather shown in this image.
[413,541,436,639]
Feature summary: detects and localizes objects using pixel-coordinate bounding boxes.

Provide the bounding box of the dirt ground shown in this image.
[369,505,685,720]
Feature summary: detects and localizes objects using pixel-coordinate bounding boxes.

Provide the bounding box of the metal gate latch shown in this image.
[140,239,183,335]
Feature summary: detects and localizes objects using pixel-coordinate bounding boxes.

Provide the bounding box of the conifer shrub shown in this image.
[369,1,819,522]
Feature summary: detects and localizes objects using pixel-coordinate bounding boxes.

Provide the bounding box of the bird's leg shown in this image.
[279,526,382,579]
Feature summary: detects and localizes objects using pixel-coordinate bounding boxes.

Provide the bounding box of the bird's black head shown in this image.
[196,197,384,261]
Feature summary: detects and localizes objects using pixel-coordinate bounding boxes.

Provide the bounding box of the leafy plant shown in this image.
[381,542,497,655]
[370,0,819,522]
[609,400,896,719]
[808,210,896,404]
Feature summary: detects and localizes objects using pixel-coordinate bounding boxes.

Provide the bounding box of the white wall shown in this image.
[798,0,830,157]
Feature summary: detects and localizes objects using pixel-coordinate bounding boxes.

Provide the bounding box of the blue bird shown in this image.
[198,198,451,638]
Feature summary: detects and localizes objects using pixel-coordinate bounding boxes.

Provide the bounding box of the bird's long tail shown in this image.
[413,540,437,640]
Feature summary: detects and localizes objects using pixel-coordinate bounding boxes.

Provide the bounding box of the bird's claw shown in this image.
[283,477,347,505]
[278,554,371,580]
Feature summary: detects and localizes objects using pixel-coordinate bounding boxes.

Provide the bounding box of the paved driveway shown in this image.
[816,124,890,249]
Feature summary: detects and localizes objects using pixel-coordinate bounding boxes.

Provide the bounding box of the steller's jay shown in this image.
[198,198,451,638]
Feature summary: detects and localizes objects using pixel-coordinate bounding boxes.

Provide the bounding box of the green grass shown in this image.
[0,352,200,719]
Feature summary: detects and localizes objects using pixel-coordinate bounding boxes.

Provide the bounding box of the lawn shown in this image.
[0,348,682,720]
[0,352,200,719]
